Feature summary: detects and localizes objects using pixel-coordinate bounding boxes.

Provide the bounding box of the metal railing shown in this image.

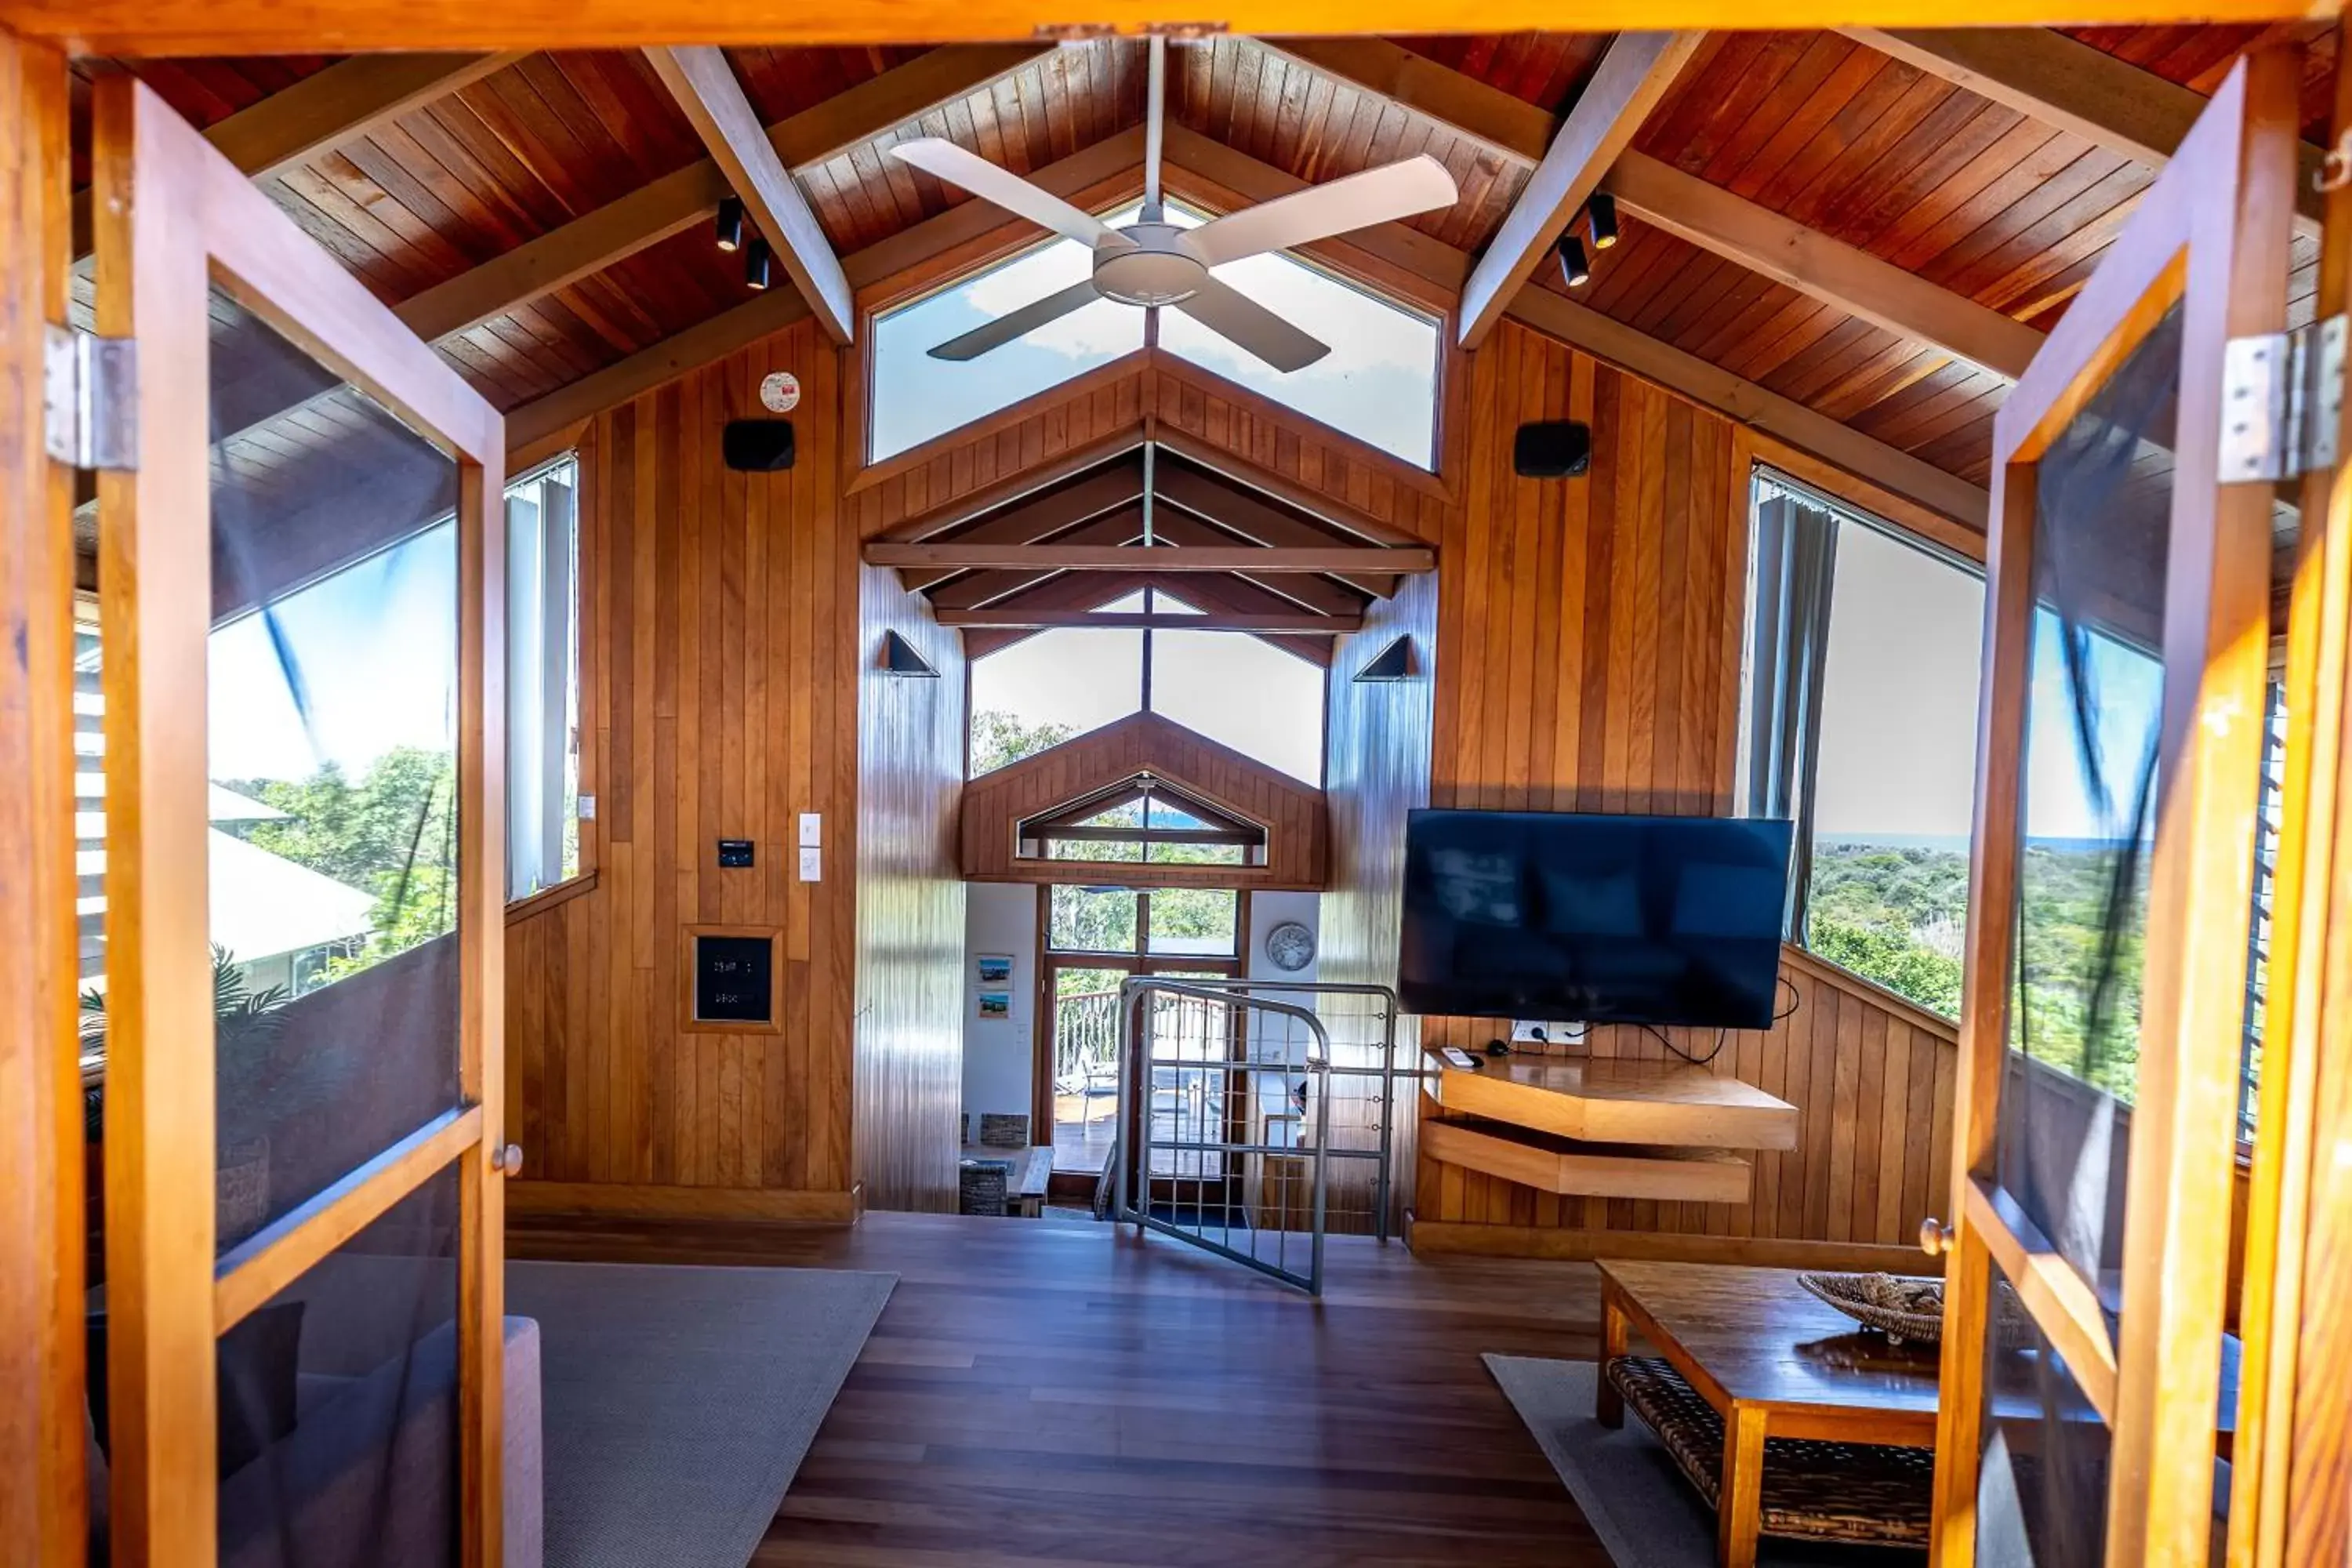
[1051,988,1120,1102]
[1105,977,1402,1295]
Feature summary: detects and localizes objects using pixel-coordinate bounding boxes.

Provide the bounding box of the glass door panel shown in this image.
[1928,53,2292,1568]
[93,74,510,1568]
[203,285,466,1251]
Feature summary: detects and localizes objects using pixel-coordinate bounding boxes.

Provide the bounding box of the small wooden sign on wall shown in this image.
[684,925,783,1032]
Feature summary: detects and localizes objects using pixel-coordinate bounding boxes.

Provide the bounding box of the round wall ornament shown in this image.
[1265,920,1316,972]
[759,371,801,413]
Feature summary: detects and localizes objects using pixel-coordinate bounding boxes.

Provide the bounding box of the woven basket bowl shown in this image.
[1797,1272,1946,1344]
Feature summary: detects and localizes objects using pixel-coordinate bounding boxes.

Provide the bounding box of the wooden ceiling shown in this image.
[65,21,2331,538]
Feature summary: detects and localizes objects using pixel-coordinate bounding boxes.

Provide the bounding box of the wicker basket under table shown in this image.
[1606,1356,1933,1549]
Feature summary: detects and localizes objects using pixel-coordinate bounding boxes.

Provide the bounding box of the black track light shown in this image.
[1556,235,1592,289]
[1587,191,1619,249]
[746,237,773,292]
[715,195,744,252]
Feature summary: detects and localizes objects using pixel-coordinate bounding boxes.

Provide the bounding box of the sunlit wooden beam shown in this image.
[395,44,1046,343]
[1457,31,1704,349]
[644,45,854,343]
[1603,150,2046,379]
[71,51,524,255]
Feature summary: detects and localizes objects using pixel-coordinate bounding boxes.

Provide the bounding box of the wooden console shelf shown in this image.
[1423,1051,1798,1152]
[1420,1103,1751,1203]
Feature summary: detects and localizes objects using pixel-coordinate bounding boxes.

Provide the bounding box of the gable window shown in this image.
[1737,469,1985,1020]
[967,586,1325,783]
[870,207,1148,462]
[870,200,1440,470]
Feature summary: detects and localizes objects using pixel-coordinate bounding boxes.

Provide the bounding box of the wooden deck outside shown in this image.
[510,1208,1613,1566]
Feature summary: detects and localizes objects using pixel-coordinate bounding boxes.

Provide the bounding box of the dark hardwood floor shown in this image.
[509,1209,1614,1566]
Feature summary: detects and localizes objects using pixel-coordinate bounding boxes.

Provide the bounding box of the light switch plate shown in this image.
[797,811,822,848]
[797,846,821,882]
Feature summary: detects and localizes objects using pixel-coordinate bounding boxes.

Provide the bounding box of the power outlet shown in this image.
[1511,1019,1584,1045]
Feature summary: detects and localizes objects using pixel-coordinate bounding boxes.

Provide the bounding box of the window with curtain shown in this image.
[1737,469,1986,1020]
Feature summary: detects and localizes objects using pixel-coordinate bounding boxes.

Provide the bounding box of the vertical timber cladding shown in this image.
[1335,319,1962,1258]
[506,320,853,1219]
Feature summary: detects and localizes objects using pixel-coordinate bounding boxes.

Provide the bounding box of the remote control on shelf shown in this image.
[1439,1046,1480,1070]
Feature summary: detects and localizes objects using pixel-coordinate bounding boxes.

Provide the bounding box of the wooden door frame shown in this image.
[1930,49,2296,1568]
[2230,19,2352,1566]
[1031,884,1250,1172]
[91,74,509,1567]
[0,29,83,1566]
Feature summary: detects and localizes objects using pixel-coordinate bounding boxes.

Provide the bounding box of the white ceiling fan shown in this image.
[888,38,1458,373]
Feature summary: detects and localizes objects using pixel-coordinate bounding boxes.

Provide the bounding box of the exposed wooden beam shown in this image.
[902,459,1145,589]
[503,129,1144,458]
[503,286,810,452]
[1145,510,1374,614]
[938,608,1359,631]
[28,0,2316,56]
[211,52,524,179]
[644,45,853,343]
[1258,36,1552,165]
[1151,462,1399,596]
[1510,286,1989,529]
[1269,38,2043,379]
[1841,27,2325,234]
[71,51,524,256]
[395,44,1046,343]
[1457,31,1704,350]
[1603,150,2046,379]
[503,118,1987,536]
[926,503,1149,608]
[869,543,1436,573]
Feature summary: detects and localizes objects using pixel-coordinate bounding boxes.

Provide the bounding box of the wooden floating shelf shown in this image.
[1424,1051,1799,1152]
[1421,1103,1752,1203]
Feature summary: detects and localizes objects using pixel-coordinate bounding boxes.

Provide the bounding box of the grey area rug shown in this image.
[1484,1355,1922,1568]
[507,1261,895,1568]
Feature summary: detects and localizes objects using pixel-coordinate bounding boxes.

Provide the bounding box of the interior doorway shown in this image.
[1036,885,1248,1177]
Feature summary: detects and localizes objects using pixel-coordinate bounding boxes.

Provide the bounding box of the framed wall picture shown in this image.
[681,924,785,1033]
[975,953,1013,985]
[975,990,1011,1022]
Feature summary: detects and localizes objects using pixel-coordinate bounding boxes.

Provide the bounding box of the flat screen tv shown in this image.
[1397,809,1793,1029]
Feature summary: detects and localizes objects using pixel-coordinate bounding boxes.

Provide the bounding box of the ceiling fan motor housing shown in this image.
[1094,223,1208,306]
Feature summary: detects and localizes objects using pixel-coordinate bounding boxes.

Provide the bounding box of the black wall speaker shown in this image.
[1513,420,1591,479]
[722,419,796,472]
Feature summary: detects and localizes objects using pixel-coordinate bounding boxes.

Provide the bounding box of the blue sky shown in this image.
[209,520,458,784]
[1810,514,2166,847]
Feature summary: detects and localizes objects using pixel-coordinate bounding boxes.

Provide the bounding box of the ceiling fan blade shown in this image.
[927,280,1107,361]
[1184,155,1459,267]
[889,137,1114,248]
[1171,279,1330,373]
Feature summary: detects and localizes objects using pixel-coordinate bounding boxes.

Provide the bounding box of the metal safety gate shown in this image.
[1106,978,1401,1295]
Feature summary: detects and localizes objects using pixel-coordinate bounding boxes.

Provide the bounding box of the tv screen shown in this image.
[1397,810,1793,1029]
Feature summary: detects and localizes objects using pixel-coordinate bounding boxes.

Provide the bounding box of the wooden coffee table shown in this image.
[1595,1260,1940,1568]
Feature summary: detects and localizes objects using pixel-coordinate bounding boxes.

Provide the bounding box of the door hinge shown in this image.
[42,324,137,471]
[2220,314,2345,483]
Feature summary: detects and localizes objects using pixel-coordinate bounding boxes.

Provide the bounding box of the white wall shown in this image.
[961,882,1039,1131]
[1247,890,1322,985]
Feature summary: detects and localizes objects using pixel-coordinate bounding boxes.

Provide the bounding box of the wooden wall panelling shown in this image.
[0,30,81,1562]
[959,710,1328,890]
[1348,318,1964,1265]
[505,318,862,1213]
[851,560,968,1214]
